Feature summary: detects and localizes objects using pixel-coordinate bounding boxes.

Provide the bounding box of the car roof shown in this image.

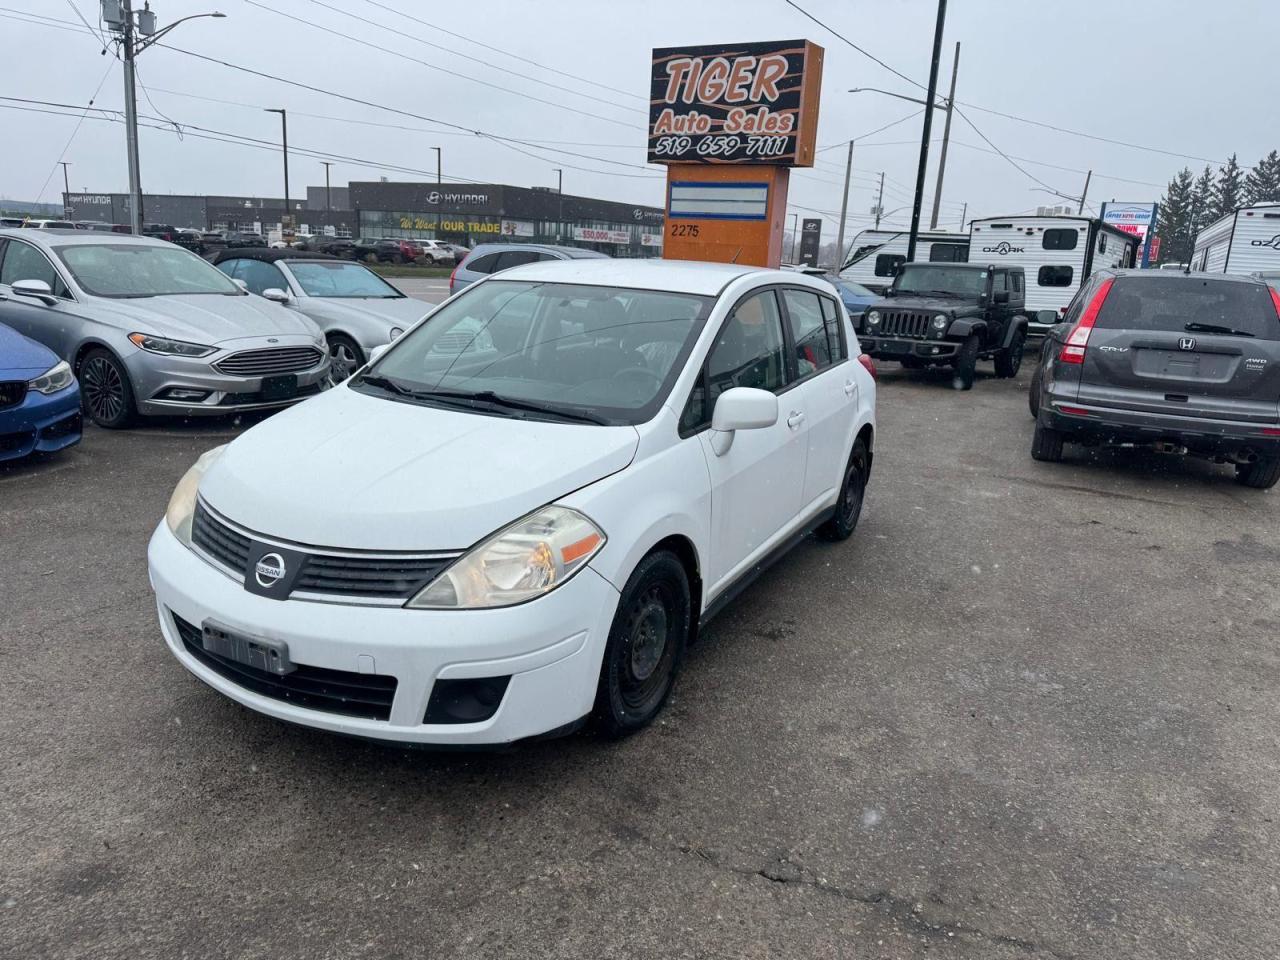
[1103,268,1268,286]
[467,242,607,260]
[491,257,799,295]
[211,247,339,265]
[0,228,172,248]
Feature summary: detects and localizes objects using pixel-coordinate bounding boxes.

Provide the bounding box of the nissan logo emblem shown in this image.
[254,553,286,588]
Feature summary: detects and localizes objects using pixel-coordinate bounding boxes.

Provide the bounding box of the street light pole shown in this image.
[875,172,885,229]
[835,139,853,271]
[265,108,289,234]
[432,146,441,236]
[59,162,71,216]
[929,41,960,229]
[320,161,333,212]
[907,0,948,263]
[1077,169,1092,214]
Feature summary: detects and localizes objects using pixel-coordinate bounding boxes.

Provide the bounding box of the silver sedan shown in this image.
[0,230,331,428]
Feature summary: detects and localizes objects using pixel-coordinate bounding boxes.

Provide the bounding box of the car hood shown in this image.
[199,385,640,550]
[85,293,320,343]
[297,296,428,332]
[0,321,58,378]
[875,295,976,313]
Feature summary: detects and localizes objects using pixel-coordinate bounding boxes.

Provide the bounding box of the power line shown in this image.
[241,0,641,130]
[817,110,923,152]
[31,60,115,203]
[952,105,1066,196]
[783,0,926,93]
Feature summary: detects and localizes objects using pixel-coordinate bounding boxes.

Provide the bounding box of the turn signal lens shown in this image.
[408,506,605,609]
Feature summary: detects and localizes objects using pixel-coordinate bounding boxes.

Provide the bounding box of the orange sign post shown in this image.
[649,40,824,268]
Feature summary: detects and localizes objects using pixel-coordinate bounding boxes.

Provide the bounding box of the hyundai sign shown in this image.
[1100,202,1159,266]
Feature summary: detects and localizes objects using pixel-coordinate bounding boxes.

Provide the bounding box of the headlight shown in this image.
[389,327,404,340]
[408,505,605,609]
[866,310,881,326]
[932,315,949,331]
[128,332,215,357]
[28,360,73,395]
[165,445,228,546]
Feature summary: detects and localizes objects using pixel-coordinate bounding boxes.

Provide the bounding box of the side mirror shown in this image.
[1035,309,1059,326]
[10,278,57,304]
[262,287,291,304]
[368,343,391,365]
[709,387,778,456]
[994,290,1010,304]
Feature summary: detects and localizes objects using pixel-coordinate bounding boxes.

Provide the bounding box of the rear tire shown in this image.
[951,335,979,391]
[79,348,136,429]
[816,437,870,541]
[995,326,1027,378]
[592,550,691,738]
[1028,364,1042,419]
[1235,457,1280,489]
[1031,423,1065,462]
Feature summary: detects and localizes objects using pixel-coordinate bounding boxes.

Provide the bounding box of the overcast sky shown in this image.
[3,0,1275,241]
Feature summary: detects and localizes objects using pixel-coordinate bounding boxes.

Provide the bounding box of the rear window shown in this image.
[464,253,501,274]
[1096,277,1280,339]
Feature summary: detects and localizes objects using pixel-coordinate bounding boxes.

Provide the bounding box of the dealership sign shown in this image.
[574,226,631,245]
[641,233,663,247]
[501,219,535,238]
[1100,202,1159,266]
[647,40,822,166]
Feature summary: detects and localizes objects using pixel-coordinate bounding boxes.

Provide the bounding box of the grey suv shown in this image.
[1029,269,1280,488]
[449,243,607,295]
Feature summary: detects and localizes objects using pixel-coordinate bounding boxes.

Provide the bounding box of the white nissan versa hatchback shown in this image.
[148,259,877,745]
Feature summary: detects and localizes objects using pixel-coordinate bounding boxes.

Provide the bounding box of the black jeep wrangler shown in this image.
[857,262,1029,390]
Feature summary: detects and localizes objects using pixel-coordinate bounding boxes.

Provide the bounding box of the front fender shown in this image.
[946,317,987,339]
[1002,316,1029,348]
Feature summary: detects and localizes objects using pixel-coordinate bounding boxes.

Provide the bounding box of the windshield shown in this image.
[56,244,241,298]
[289,261,403,299]
[893,265,988,298]
[357,279,713,425]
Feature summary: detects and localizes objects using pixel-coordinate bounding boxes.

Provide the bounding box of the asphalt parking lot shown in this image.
[3,360,1278,960]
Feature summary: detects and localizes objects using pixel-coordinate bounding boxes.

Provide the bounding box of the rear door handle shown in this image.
[787,411,805,429]
[844,379,856,397]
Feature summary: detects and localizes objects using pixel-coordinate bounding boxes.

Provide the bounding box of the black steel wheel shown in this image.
[327,333,365,381]
[816,436,870,542]
[79,348,135,429]
[593,550,691,737]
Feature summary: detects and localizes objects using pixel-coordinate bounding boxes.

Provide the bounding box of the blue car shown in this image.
[0,321,82,462]
[829,277,878,323]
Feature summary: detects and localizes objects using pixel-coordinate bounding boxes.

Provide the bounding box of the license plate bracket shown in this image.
[201,621,295,675]
[260,374,298,401]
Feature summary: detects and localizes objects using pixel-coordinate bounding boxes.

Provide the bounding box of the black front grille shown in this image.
[878,311,931,338]
[192,501,457,600]
[215,346,324,377]
[0,381,28,410]
[172,613,397,720]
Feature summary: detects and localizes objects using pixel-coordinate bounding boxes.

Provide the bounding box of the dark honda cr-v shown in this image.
[1029,270,1280,489]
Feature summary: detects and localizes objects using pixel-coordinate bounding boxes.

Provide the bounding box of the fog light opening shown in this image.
[159,387,211,402]
[423,676,512,724]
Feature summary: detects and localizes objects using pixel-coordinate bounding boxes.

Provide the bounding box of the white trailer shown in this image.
[967,215,1137,332]
[1191,204,1280,275]
[838,228,970,293]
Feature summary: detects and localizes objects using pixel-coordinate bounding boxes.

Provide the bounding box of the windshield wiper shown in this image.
[424,388,608,424]
[1184,322,1255,338]
[353,373,416,397]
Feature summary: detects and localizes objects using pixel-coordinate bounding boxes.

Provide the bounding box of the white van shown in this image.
[1191,203,1280,275]
[968,215,1137,332]
[839,228,969,293]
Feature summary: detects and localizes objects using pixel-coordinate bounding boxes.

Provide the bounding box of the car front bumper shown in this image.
[148,521,620,745]
[0,382,82,462]
[1040,401,1280,457]
[860,336,959,360]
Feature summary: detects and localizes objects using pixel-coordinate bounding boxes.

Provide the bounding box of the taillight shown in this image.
[1060,277,1114,365]
[1269,286,1280,321]
[857,353,877,381]
[448,263,459,294]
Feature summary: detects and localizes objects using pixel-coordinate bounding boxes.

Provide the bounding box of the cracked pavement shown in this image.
[2,362,1278,959]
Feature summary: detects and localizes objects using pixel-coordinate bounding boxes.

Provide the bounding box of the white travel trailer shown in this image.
[967,215,1137,331]
[839,228,969,293]
[1191,204,1280,275]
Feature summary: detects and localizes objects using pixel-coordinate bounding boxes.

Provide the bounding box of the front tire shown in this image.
[326,333,365,382]
[816,437,870,542]
[1235,457,1280,489]
[79,348,136,429]
[995,326,1027,378]
[951,334,979,391]
[592,550,691,738]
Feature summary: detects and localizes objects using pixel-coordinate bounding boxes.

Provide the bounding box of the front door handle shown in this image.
[786,411,805,429]
[844,379,856,397]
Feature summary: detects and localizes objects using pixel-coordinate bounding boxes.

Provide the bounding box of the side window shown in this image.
[236,259,287,296]
[782,289,834,377]
[0,241,70,297]
[1010,271,1023,295]
[466,253,501,274]
[874,253,904,277]
[1038,265,1074,287]
[494,249,541,271]
[819,295,848,361]
[992,271,1008,293]
[683,290,787,431]
[1060,277,1095,327]
[1043,228,1079,251]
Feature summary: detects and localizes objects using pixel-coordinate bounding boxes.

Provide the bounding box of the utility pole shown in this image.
[790,212,799,261]
[930,42,960,230]
[265,108,289,235]
[959,201,967,231]
[431,147,441,236]
[835,139,854,272]
[104,2,226,235]
[320,161,333,212]
[875,173,885,229]
[907,0,947,262]
[1077,169,1092,215]
[554,169,563,241]
[59,162,72,218]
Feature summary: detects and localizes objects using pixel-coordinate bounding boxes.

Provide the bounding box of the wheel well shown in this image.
[73,341,115,372]
[857,423,874,471]
[648,534,703,643]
